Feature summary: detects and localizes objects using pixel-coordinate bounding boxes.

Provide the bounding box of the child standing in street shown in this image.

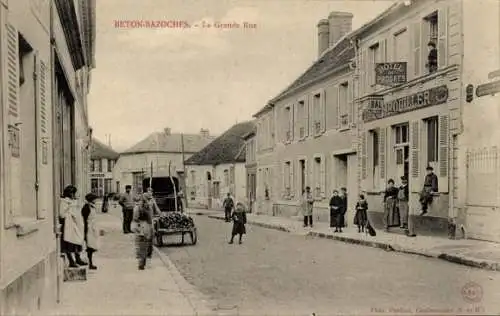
[354,194,368,233]
[229,202,247,244]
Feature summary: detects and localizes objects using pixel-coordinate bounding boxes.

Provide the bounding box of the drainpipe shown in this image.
[351,37,362,195]
[49,0,62,304]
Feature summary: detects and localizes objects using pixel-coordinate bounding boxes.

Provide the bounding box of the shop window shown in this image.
[425,116,439,168]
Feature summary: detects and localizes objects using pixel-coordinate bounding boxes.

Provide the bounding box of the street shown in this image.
[160,215,500,315]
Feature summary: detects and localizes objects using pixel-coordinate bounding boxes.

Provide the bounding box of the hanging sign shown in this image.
[362,85,449,122]
[476,79,500,97]
[375,62,407,86]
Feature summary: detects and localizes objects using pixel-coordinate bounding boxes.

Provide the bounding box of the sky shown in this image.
[88,0,395,152]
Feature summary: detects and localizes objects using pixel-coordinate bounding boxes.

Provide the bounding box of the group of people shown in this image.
[59,185,100,270]
[223,193,247,244]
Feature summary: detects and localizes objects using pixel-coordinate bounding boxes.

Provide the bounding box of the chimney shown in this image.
[200,129,209,137]
[328,11,353,47]
[317,19,330,57]
[164,127,171,135]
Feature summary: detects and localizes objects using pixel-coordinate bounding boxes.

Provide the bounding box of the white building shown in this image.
[89,138,119,197]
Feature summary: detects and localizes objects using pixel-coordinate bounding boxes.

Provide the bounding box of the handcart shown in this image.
[153,214,198,247]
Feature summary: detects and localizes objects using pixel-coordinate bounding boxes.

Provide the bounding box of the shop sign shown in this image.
[476,79,500,97]
[362,85,449,122]
[91,173,105,178]
[375,62,407,86]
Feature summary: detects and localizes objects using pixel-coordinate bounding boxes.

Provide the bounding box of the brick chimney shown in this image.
[328,11,353,47]
[317,19,330,57]
[200,129,209,137]
[164,127,171,135]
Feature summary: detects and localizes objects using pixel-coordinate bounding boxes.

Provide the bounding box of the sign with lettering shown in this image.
[362,85,449,122]
[375,62,407,86]
[476,79,500,97]
[90,173,105,178]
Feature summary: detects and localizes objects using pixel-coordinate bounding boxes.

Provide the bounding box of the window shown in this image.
[426,116,439,164]
[369,43,380,86]
[370,130,380,188]
[229,166,235,185]
[190,170,196,199]
[284,161,291,197]
[298,100,307,139]
[395,124,409,145]
[223,169,229,186]
[284,106,292,142]
[393,29,409,62]
[424,12,438,74]
[97,159,102,172]
[90,159,95,172]
[313,157,321,198]
[107,159,114,172]
[339,82,349,128]
[312,94,321,134]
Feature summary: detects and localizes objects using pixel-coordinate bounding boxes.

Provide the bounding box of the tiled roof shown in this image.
[91,138,119,160]
[121,133,216,155]
[184,121,255,165]
[261,37,354,111]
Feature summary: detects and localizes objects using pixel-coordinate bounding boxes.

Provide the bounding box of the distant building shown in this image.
[113,127,215,194]
[243,128,257,212]
[89,138,119,197]
[185,121,255,209]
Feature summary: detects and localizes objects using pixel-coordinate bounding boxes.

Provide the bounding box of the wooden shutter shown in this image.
[438,6,448,69]
[379,127,386,187]
[281,162,287,198]
[347,81,354,125]
[320,90,326,133]
[6,23,19,118]
[331,86,339,129]
[411,22,421,78]
[361,131,367,180]
[410,121,421,191]
[380,38,387,63]
[320,155,326,198]
[282,107,287,143]
[304,98,309,137]
[290,160,295,198]
[289,104,294,141]
[439,115,449,192]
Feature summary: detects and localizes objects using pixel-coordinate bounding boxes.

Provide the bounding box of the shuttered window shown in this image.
[7,23,19,117]
[410,121,421,191]
[411,22,421,78]
[437,7,448,69]
[313,155,325,199]
[438,115,449,192]
[330,85,339,129]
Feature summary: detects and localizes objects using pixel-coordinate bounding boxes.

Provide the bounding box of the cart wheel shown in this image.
[156,234,163,247]
[191,229,197,245]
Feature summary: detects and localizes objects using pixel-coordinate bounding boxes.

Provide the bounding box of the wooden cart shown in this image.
[153,217,197,246]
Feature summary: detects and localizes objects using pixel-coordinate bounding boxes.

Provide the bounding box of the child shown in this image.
[229,202,247,244]
[329,190,343,233]
[354,194,368,233]
[81,193,100,270]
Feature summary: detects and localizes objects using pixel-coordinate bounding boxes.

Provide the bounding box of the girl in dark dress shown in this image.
[383,179,400,231]
[229,202,247,244]
[354,194,368,233]
[329,190,343,232]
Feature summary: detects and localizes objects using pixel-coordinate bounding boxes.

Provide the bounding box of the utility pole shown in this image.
[181,133,187,209]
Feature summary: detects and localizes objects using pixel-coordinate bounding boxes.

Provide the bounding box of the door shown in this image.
[346,154,358,226]
[299,160,306,194]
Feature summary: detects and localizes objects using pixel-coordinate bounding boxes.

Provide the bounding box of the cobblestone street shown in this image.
[160,216,500,315]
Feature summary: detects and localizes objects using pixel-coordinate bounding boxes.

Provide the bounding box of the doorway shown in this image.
[333,153,358,225]
[299,159,306,194]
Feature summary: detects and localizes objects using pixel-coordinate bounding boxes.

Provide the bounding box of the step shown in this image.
[63,266,87,282]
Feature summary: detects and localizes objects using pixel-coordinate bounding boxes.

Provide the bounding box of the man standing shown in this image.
[398,176,409,229]
[119,185,135,234]
[339,187,348,228]
[419,166,438,216]
[223,193,234,222]
[302,186,314,228]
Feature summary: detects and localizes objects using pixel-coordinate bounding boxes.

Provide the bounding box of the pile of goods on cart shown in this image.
[157,212,195,230]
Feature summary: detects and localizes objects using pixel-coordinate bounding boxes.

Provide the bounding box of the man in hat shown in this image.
[419,166,438,216]
[398,176,409,229]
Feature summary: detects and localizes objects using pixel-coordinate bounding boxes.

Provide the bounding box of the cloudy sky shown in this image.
[89,0,395,152]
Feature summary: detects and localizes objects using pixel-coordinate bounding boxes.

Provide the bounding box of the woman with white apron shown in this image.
[82,193,100,270]
[59,185,86,267]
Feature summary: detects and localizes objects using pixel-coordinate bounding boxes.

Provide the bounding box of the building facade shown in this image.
[113,128,214,195]
[243,129,257,212]
[185,121,255,209]
[0,0,95,314]
[350,0,500,238]
[89,138,119,197]
[254,12,358,223]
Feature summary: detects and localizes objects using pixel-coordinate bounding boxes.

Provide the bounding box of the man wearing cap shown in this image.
[419,166,438,216]
[119,185,136,234]
[398,176,409,229]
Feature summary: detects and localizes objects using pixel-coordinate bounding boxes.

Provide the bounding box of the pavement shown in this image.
[43,204,217,316]
[188,208,500,272]
[161,214,500,315]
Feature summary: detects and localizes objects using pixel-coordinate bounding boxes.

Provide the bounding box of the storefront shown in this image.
[359,66,460,235]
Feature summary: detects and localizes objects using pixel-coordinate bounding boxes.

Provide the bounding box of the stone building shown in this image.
[185,121,255,209]
[253,12,357,223]
[89,138,119,197]
[243,127,257,212]
[349,0,500,238]
[113,128,214,195]
[0,0,96,314]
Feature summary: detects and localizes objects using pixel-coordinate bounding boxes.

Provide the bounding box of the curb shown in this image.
[153,247,219,315]
[202,213,500,272]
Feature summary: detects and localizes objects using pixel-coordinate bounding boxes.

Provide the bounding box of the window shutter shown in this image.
[411,22,421,78]
[361,131,367,180]
[320,155,326,198]
[380,38,387,63]
[320,90,326,133]
[289,103,294,141]
[438,6,448,69]
[347,81,354,125]
[379,127,386,187]
[282,107,287,143]
[6,23,19,118]
[439,115,449,193]
[290,160,295,197]
[281,163,286,198]
[410,121,421,191]
[362,48,368,93]
[304,159,309,189]
[331,86,339,129]
[304,99,309,137]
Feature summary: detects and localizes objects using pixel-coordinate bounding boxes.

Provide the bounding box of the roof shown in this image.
[121,133,216,155]
[347,2,403,40]
[252,38,354,119]
[242,126,257,140]
[184,121,256,165]
[91,138,119,160]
